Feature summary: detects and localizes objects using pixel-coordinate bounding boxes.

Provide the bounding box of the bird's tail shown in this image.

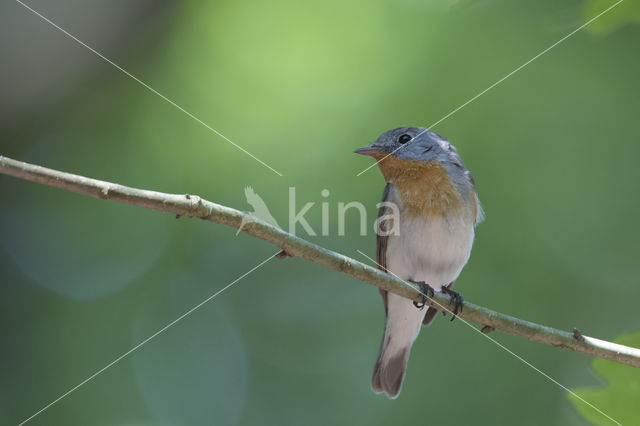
[371,338,410,399]
[371,293,423,399]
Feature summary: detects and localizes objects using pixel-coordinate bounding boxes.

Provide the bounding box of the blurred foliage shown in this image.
[1,1,639,425]
[584,0,640,34]
[568,332,640,425]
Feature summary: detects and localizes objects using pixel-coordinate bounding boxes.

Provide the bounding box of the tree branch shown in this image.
[1,154,639,368]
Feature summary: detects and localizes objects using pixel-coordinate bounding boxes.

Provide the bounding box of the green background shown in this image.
[1,1,639,425]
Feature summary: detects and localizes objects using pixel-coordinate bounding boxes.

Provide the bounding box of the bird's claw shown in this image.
[442,287,464,321]
[411,281,435,310]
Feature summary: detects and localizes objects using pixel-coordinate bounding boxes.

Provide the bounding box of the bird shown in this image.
[355,127,483,399]
[236,186,281,235]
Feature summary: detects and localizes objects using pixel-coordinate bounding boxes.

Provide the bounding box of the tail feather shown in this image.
[371,292,425,398]
[371,344,410,398]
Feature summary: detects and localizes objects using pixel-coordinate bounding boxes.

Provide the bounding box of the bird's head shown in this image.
[355,127,455,164]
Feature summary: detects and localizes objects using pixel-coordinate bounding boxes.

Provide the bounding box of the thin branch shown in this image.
[1,155,639,368]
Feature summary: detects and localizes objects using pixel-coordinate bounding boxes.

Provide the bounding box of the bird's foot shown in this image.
[442,287,464,321]
[411,281,435,310]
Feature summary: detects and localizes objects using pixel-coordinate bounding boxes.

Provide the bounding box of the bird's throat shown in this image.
[374,155,462,218]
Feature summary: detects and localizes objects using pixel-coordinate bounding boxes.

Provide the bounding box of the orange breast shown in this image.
[374,155,462,218]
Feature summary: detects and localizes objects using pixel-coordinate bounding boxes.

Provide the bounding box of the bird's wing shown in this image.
[377,182,392,315]
[439,140,485,225]
[464,170,485,224]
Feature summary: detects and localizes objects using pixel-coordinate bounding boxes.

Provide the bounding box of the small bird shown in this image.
[236,186,281,235]
[355,127,483,399]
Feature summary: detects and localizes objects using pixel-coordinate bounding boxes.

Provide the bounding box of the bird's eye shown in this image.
[398,134,412,144]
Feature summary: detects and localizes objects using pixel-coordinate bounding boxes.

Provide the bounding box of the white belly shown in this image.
[386,214,474,290]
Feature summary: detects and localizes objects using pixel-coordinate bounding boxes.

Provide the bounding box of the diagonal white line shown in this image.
[356,249,622,426]
[356,0,625,177]
[15,0,283,177]
[17,251,280,426]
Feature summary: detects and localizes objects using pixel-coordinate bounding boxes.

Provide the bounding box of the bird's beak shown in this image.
[354,145,382,157]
